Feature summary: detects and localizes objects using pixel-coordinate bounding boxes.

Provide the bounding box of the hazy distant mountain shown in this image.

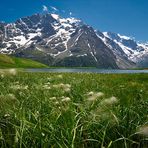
[0,13,147,68]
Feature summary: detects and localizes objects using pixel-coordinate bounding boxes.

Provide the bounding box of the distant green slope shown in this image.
[0,54,48,68]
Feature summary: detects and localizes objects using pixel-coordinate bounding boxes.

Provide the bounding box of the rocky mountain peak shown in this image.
[0,13,147,68]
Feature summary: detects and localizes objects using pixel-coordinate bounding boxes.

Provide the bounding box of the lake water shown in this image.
[26,68,148,74]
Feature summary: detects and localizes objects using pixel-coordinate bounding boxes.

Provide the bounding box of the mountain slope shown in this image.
[0,13,147,69]
[0,54,48,68]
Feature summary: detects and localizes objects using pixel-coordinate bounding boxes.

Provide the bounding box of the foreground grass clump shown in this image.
[0,71,148,148]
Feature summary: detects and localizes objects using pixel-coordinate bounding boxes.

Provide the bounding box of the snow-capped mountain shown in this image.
[98,32,148,68]
[0,13,147,68]
[101,32,148,62]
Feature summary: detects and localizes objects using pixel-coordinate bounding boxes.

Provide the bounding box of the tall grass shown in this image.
[0,71,147,147]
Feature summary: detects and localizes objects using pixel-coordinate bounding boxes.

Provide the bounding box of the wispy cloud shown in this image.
[50,6,58,12]
[69,12,73,16]
[42,5,48,12]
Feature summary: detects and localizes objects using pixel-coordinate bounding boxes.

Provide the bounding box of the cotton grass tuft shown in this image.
[61,97,71,102]
[102,96,118,105]
[52,83,71,92]
[87,91,104,101]
[0,69,17,76]
[137,125,148,137]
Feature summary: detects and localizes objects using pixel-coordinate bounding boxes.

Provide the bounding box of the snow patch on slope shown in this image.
[102,32,148,62]
[51,14,59,20]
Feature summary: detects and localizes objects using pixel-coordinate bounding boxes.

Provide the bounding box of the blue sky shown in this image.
[0,0,148,42]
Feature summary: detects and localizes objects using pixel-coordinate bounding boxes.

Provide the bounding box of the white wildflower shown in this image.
[24,85,28,89]
[138,125,148,137]
[87,92,104,101]
[50,97,56,100]
[62,84,71,92]
[87,96,96,101]
[45,82,51,85]
[36,111,39,115]
[52,84,59,88]
[47,77,52,81]
[61,97,71,102]
[11,84,28,90]
[7,94,17,101]
[53,83,63,88]
[43,84,51,90]
[0,69,17,76]
[14,81,20,84]
[102,96,118,105]
[41,132,45,137]
[0,94,18,109]
[55,101,59,105]
[64,87,71,92]
[59,83,65,87]
[4,114,10,118]
[0,74,4,78]
[11,85,21,90]
[63,84,71,92]
[65,84,71,88]
[52,83,71,92]
[8,69,17,75]
[57,74,63,79]
[96,92,104,98]
[87,91,94,96]
[119,85,125,88]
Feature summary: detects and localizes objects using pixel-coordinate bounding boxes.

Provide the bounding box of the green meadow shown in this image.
[0,70,147,148]
[0,54,48,68]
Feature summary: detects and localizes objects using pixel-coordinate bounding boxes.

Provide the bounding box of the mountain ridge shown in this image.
[0,13,147,68]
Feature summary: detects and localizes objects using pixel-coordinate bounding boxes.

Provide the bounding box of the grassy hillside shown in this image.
[0,54,48,68]
[0,72,147,147]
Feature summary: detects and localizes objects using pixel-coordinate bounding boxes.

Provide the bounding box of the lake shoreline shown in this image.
[25,68,148,74]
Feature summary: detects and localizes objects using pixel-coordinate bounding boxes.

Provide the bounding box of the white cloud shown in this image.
[50,6,58,12]
[70,12,72,16]
[43,5,48,12]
